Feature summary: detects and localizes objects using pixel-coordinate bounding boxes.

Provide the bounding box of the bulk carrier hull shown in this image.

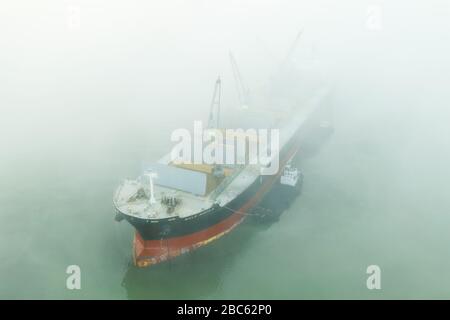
[131,143,299,267]
[115,96,330,267]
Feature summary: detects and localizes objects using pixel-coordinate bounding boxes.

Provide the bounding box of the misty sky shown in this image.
[2,0,449,188]
[1,0,450,299]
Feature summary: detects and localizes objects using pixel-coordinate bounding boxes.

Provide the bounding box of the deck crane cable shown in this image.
[229,52,250,108]
[207,77,221,129]
[280,29,303,71]
[222,204,273,217]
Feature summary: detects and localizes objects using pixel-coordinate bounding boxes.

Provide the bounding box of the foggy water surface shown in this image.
[1,0,450,299]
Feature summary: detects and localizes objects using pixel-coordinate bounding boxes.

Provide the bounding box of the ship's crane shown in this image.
[229,52,250,109]
[207,77,221,128]
[280,29,303,71]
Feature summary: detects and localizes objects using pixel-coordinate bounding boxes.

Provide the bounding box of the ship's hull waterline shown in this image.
[120,107,326,267]
[131,142,300,267]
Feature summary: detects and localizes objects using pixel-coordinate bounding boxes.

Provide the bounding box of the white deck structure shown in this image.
[113,88,327,220]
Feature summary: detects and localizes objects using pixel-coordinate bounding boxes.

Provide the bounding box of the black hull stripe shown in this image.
[123,105,322,240]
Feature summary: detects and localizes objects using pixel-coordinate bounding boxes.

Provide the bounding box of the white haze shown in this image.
[1,0,450,298]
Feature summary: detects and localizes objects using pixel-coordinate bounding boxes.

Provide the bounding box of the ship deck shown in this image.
[114,87,328,220]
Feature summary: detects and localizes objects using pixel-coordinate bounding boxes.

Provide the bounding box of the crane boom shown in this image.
[229,52,250,108]
[281,30,303,70]
[207,77,221,128]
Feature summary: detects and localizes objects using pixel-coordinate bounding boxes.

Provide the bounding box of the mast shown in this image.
[145,171,158,205]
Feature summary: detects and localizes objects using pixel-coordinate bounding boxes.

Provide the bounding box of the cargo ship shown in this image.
[113,43,331,267]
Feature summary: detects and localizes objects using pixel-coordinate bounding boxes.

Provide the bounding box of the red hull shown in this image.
[133,177,272,267]
[133,146,299,267]
[133,210,245,267]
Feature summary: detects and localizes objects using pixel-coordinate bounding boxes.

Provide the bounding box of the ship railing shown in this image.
[209,165,246,200]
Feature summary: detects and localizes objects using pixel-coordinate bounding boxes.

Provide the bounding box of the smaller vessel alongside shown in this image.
[113,36,332,267]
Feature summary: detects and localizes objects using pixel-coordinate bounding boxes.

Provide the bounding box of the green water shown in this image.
[1,0,450,299]
[1,82,450,299]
